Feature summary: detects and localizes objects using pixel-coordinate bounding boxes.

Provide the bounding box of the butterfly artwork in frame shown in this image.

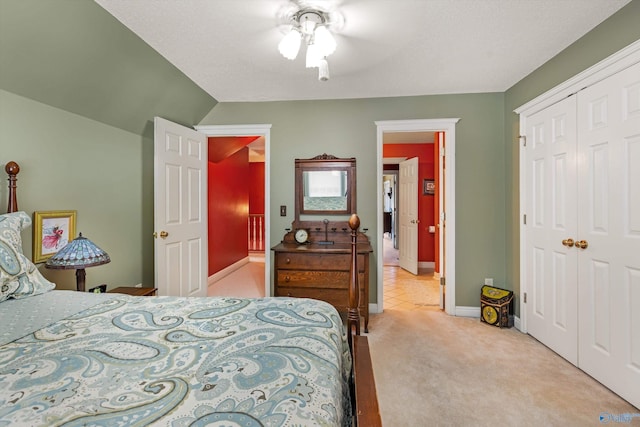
[33,210,77,263]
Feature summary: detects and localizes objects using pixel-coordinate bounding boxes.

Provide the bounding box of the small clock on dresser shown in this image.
[294,228,309,244]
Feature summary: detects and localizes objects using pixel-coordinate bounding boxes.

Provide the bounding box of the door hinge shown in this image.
[523,292,527,303]
[519,135,527,147]
[523,214,527,225]
[440,277,445,286]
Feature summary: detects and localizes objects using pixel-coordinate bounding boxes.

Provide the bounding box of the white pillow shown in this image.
[0,212,55,302]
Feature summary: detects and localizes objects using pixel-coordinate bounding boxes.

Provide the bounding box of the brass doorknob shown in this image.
[155,231,169,239]
[562,238,574,247]
[575,240,588,249]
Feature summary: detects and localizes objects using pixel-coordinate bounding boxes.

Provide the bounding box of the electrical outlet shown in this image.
[135,283,142,288]
[484,278,493,286]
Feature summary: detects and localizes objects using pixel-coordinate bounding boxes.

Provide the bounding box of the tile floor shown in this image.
[383,266,441,310]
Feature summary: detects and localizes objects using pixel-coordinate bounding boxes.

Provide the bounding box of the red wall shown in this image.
[383,143,436,263]
[208,148,250,275]
[249,162,265,215]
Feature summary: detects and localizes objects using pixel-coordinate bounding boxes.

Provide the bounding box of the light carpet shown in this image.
[366,307,638,426]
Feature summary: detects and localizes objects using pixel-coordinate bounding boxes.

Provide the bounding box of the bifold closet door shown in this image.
[576,61,640,409]
[524,95,579,366]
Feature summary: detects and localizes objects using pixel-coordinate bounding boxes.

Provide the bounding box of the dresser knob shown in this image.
[285,276,290,282]
[287,292,292,297]
[285,258,291,264]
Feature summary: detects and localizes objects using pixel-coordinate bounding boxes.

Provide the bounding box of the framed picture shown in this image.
[423,179,435,195]
[33,210,77,263]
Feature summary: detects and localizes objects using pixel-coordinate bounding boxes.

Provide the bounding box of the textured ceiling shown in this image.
[96,0,630,102]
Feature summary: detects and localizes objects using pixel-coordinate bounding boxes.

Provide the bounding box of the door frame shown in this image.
[195,124,272,298]
[515,39,640,333]
[376,119,459,315]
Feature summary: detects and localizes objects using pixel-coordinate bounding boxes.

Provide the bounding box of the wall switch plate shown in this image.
[484,278,493,286]
[280,205,286,216]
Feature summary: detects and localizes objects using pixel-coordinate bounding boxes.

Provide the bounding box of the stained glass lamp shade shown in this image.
[45,233,110,292]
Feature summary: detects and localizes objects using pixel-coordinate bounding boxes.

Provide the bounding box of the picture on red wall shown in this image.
[423,179,435,195]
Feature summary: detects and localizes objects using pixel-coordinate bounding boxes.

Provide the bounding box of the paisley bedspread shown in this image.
[0,294,352,426]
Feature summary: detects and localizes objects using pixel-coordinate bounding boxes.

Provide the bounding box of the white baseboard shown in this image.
[514,316,522,332]
[455,306,481,317]
[208,257,249,286]
[418,261,435,269]
[369,303,380,314]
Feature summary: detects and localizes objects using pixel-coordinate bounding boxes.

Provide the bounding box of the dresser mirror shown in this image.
[295,154,356,219]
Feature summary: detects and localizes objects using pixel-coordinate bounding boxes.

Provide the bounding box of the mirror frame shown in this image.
[295,154,356,220]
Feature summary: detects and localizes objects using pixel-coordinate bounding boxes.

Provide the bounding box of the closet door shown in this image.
[524,96,578,365]
[577,61,640,409]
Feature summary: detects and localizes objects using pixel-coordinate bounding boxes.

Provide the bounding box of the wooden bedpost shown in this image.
[348,213,361,347]
[5,161,19,213]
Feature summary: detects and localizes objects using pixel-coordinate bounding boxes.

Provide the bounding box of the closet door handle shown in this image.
[575,240,588,249]
[562,238,574,247]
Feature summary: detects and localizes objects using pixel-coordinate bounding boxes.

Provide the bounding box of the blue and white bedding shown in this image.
[0,292,352,426]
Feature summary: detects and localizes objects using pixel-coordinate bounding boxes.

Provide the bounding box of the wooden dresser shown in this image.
[272,223,373,332]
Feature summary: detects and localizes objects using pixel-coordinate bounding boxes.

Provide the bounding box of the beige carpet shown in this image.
[366,307,638,426]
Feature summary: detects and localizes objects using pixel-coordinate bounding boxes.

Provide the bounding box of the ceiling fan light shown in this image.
[314,25,336,57]
[318,58,330,81]
[306,43,322,68]
[278,29,301,60]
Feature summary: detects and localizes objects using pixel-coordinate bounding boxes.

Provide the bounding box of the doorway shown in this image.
[195,124,272,298]
[382,170,399,267]
[376,119,459,315]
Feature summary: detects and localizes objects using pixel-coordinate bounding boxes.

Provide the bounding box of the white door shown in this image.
[576,61,640,409]
[154,117,208,297]
[524,96,579,365]
[399,157,419,275]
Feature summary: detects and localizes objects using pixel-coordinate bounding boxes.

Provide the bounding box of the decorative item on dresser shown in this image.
[1,161,381,426]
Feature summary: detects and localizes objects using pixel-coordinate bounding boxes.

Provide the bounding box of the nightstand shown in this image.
[108,287,157,297]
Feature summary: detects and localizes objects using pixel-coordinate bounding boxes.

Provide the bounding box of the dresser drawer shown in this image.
[277,271,365,289]
[277,253,366,271]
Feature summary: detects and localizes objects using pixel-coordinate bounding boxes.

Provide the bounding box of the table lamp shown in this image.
[45,232,111,292]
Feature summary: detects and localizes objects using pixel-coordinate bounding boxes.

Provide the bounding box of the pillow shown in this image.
[0,212,55,302]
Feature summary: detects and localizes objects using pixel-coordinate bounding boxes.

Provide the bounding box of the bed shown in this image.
[0,161,380,426]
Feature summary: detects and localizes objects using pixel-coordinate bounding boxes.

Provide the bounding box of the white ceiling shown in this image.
[96,0,630,103]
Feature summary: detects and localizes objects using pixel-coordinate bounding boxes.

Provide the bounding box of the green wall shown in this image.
[0,0,217,291]
[504,0,640,309]
[200,94,506,306]
[0,0,217,136]
[0,88,154,290]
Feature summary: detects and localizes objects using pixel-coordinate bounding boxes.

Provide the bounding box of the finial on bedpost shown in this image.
[5,161,19,213]
[348,213,361,348]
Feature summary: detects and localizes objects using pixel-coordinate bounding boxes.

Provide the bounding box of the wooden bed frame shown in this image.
[3,161,381,426]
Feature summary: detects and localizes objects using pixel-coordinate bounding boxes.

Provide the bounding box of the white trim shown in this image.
[515,39,640,116]
[207,256,249,285]
[369,303,379,315]
[519,127,527,333]
[195,124,272,297]
[376,118,460,315]
[455,306,480,318]
[514,316,522,332]
[516,40,640,334]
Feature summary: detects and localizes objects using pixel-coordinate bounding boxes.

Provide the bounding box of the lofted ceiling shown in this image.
[96,0,630,103]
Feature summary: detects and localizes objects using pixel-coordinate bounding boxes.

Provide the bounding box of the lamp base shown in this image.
[76,268,86,292]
